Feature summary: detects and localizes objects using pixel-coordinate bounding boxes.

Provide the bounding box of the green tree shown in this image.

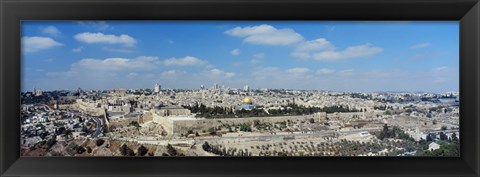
[439,132,448,141]
[137,145,149,156]
[441,126,448,131]
[167,144,178,156]
[202,142,211,151]
[120,144,134,156]
[96,139,105,147]
[426,133,434,142]
[451,133,459,142]
[120,144,128,156]
[46,138,57,150]
[76,146,86,154]
[240,123,252,132]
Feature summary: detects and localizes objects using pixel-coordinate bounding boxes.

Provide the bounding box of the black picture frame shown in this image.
[1,0,479,176]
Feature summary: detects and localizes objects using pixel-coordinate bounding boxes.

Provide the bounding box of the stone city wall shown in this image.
[109,117,138,128]
[152,115,175,137]
[138,112,154,123]
[152,112,327,137]
[68,102,104,116]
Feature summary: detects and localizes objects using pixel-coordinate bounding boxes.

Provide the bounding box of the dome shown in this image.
[242,97,253,104]
[154,102,164,109]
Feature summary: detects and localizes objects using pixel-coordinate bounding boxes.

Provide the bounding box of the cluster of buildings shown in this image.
[20,83,460,156]
[20,103,102,148]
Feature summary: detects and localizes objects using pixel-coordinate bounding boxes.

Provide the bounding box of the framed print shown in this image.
[1,0,479,176]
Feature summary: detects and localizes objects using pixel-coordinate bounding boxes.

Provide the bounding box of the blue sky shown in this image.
[21,21,459,92]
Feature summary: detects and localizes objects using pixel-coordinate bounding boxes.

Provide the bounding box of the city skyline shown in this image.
[22,21,459,92]
[26,83,459,94]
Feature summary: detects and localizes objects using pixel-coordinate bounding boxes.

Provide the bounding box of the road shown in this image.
[195,127,382,142]
[92,117,103,138]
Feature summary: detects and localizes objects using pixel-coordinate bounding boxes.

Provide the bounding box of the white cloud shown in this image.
[226,24,276,37]
[74,32,136,47]
[316,68,336,75]
[72,46,83,52]
[47,56,173,80]
[22,36,63,53]
[287,67,310,74]
[313,44,383,61]
[46,56,162,86]
[70,56,160,72]
[226,25,381,61]
[230,49,240,56]
[41,26,61,36]
[411,42,431,49]
[291,38,382,61]
[207,69,235,78]
[160,70,188,77]
[291,38,335,59]
[163,56,207,66]
[40,55,235,91]
[225,24,303,45]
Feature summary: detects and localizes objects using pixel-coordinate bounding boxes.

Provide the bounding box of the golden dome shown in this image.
[242,97,253,104]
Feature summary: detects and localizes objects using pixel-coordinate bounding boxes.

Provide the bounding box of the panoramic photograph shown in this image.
[20,21,459,157]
